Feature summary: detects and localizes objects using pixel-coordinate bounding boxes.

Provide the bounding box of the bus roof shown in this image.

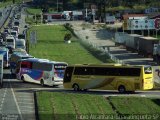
[20,58,67,64]
[0,47,9,51]
[67,64,148,68]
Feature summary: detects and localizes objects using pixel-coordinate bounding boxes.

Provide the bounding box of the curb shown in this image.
[34,91,39,120]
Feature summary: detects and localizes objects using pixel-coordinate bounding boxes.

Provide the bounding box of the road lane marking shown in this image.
[19,105,34,108]
[9,80,23,120]
[141,95,146,97]
[17,98,33,101]
[20,110,35,112]
[17,102,34,105]
[0,82,8,113]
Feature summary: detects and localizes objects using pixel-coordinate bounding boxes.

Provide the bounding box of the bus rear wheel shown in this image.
[73,84,79,91]
[118,85,126,93]
[0,82,3,89]
[21,76,25,82]
[40,79,44,86]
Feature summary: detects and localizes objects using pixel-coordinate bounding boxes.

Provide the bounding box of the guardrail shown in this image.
[74,30,124,64]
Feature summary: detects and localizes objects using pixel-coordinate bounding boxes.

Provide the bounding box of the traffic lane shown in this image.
[3,69,160,97]
[3,69,36,120]
[10,83,160,98]
[3,68,62,89]
[0,80,22,120]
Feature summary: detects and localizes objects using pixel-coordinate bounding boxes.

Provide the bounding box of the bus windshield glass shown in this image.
[144,66,152,74]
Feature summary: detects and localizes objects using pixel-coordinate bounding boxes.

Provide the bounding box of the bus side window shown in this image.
[21,61,32,69]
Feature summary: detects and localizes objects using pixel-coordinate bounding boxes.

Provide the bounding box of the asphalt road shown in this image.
[0,4,160,120]
[1,67,160,120]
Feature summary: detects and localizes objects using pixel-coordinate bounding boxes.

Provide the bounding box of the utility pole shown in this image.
[101,0,106,23]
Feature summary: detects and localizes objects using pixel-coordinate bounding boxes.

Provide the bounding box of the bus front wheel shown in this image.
[118,85,126,93]
[73,84,79,91]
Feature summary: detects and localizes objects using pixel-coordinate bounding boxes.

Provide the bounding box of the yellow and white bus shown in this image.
[63,64,153,93]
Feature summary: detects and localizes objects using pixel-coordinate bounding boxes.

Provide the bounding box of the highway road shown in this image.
[0,6,12,30]
[0,4,160,120]
[1,67,160,120]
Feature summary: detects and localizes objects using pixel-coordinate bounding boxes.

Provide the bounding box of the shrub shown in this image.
[64,33,72,41]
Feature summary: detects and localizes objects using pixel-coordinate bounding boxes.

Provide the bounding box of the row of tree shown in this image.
[1,0,160,10]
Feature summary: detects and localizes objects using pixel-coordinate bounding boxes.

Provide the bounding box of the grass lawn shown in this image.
[37,92,160,120]
[28,25,103,65]
[36,92,116,120]
[0,1,12,8]
[108,96,160,115]
[26,8,42,15]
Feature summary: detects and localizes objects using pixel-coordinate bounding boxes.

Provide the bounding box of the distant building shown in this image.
[144,7,159,14]
[147,12,160,19]
[43,13,62,22]
[122,14,146,20]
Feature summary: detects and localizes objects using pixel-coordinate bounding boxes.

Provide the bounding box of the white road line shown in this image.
[0,82,8,113]
[17,98,33,101]
[19,106,34,109]
[18,102,34,105]
[9,80,23,120]
[16,96,33,98]
[20,109,35,112]
[141,95,146,97]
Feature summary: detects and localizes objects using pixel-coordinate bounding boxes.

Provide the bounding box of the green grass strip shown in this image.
[27,25,102,65]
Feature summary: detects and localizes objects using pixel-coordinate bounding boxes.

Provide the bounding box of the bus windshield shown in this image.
[54,64,67,77]
[7,39,14,42]
[54,64,67,70]
[144,66,152,74]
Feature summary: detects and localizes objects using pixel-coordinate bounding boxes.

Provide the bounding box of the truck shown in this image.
[115,32,128,46]
[125,34,142,52]
[105,15,116,24]
[0,55,3,88]
[137,37,159,57]
[152,66,160,88]
[153,44,160,64]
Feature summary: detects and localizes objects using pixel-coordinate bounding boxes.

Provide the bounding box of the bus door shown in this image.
[63,66,74,88]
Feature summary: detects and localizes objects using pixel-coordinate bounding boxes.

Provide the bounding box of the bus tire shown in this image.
[118,85,126,93]
[83,89,88,91]
[11,69,13,74]
[0,83,2,89]
[21,76,25,82]
[40,79,45,86]
[73,84,79,91]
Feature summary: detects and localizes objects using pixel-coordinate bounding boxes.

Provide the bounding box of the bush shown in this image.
[64,33,72,41]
